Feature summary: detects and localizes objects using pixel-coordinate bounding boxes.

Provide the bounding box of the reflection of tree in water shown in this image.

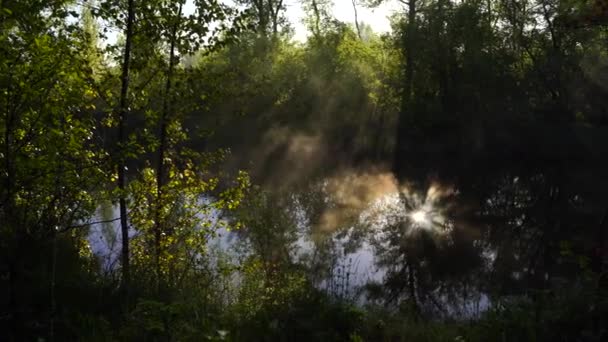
[359,183,483,318]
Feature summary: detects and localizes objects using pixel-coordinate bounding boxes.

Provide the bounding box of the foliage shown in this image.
[1,0,608,340]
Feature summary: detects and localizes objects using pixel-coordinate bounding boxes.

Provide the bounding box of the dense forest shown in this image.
[1,0,608,340]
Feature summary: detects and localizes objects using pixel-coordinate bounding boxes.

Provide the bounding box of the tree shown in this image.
[117,0,136,299]
[237,0,286,37]
[2,0,608,339]
[0,1,106,338]
[302,0,335,39]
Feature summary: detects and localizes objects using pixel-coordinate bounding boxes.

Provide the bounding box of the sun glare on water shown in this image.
[411,210,428,224]
[359,184,453,236]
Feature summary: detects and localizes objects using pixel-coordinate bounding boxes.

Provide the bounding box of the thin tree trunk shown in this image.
[394,5,421,317]
[351,0,361,39]
[155,2,182,295]
[271,0,283,37]
[393,0,417,180]
[4,61,19,342]
[436,0,449,111]
[254,0,268,35]
[404,0,416,106]
[49,232,57,342]
[311,0,321,38]
[118,0,135,296]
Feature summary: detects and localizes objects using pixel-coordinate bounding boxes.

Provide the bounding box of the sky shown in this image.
[284,0,402,41]
[97,1,402,46]
[182,0,403,42]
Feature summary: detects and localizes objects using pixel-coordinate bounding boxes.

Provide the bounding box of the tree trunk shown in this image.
[393,0,417,181]
[311,0,321,38]
[155,2,182,295]
[351,0,361,39]
[436,0,449,111]
[118,0,135,297]
[254,0,268,35]
[271,0,283,37]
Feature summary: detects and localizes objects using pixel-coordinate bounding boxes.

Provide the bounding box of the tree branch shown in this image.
[62,217,121,232]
